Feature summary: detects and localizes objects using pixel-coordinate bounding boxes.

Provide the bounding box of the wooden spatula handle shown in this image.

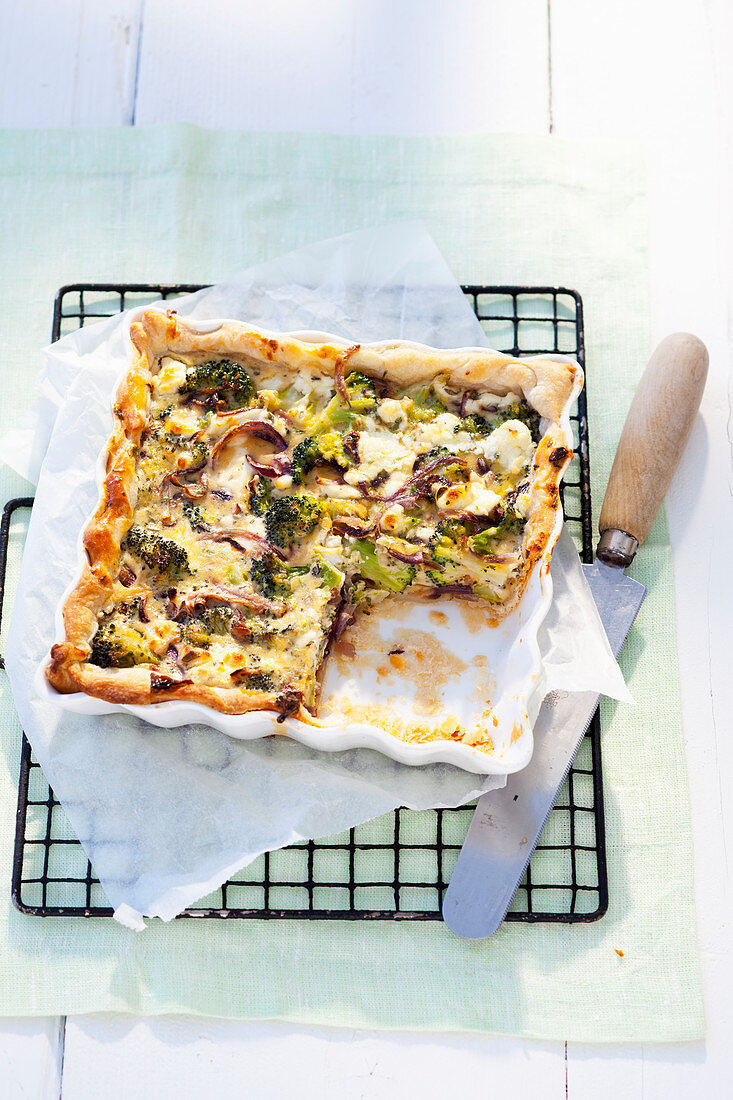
[598,332,708,551]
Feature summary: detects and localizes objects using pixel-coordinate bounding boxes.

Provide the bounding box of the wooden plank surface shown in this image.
[0,0,142,127]
[133,0,550,133]
[0,1019,63,1100]
[60,1017,567,1100]
[552,0,732,1090]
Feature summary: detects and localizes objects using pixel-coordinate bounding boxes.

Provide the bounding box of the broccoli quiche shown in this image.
[46,310,582,723]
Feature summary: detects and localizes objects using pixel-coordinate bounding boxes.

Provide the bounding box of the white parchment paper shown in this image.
[2,222,630,926]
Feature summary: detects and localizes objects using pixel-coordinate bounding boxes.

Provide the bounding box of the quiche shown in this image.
[46,310,582,727]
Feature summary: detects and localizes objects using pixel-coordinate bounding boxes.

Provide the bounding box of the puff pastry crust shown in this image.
[46,310,582,733]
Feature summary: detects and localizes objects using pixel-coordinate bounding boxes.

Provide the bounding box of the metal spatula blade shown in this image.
[442,332,709,939]
[441,568,644,940]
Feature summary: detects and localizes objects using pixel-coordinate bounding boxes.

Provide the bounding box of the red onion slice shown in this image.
[331,601,357,642]
[427,583,476,598]
[386,454,469,503]
[343,431,360,463]
[178,585,285,616]
[166,644,189,677]
[168,473,208,499]
[198,529,286,560]
[244,421,289,450]
[118,565,136,588]
[163,593,178,618]
[162,466,207,498]
[173,455,208,477]
[215,403,284,419]
[356,480,385,501]
[247,454,293,479]
[150,670,192,692]
[331,517,376,538]
[211,421,288,465]
[230,611,258,642]
[332,344,361,407]
[384,545,437,567]
[314,474,350,491]
[229,667,263,683]
[333,357,349,406]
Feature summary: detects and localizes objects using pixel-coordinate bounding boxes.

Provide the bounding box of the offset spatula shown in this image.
[442,332,709,939]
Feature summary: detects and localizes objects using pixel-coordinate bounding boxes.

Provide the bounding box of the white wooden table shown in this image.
[2,1,732,1096]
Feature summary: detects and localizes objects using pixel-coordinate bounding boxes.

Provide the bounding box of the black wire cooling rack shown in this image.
[5,283,607,922]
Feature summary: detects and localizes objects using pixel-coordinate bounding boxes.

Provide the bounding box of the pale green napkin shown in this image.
[0,126,703,1040]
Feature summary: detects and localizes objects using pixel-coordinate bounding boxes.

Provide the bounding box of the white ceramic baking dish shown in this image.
[39,311,582,776]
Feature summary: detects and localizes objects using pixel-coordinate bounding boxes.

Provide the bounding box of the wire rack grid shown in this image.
[5,282,607,923]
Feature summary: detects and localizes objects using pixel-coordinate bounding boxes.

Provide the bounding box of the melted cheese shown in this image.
[164,405,203,434]
[377,398,407,428]
[343,430,415,486]
[155,357,188,395]
[213,456,254,499]
[477,421,533,476]
[513,489,532,519]
[379,503,407,534]
[436,478,502,517]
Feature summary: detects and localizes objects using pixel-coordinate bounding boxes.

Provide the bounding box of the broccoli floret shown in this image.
[313,397,352,432]
[142,427,208,472]
[317,429,354,468]
[431,517,472,545]
[197,606,234,633]
[460,401,541,442]
[263,494,324,549]
[399,382,449,422]
[350,539,415,593]
[429,541,459,569]
[188,440,209,468]
[427,519,471,574]
[291,437,322,484]
[180,358,256,410]
[425,543,461,589]
[311,373,377,432]
[245,474,272,516]
[425,516,519,596]
[312,557,344,590]
[460,414,493,437]
[470,509,525,554]
[291,432,353,484]
[343,371,377,412]
[182,499,211,532]
[249,553,292,599]
[424,568,451,588]
[437,458,470,485]
[124,525,191,581]
[492,401,541,437]
[425,521,471,588]
[243,671,276,691]
[89,619,156,668]
[183,606,235,647]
